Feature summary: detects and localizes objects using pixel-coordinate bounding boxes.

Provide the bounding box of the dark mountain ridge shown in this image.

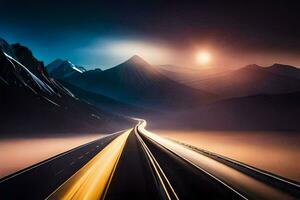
[187,64,300,99]
[264,63,300,79]
[64,55,215,110]
[0,38,132,135]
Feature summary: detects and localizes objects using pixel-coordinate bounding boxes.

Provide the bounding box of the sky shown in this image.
[1,0,300,70]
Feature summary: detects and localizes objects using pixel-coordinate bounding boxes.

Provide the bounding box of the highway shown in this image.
[0,120,299,200]
[104,128,164,200]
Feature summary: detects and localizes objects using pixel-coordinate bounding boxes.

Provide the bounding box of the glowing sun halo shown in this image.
[196,51,212,65]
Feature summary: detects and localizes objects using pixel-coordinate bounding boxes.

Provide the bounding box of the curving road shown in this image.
[0,120,299,200]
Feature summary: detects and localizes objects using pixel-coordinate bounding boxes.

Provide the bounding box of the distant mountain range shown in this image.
[59,55,215,110]
[1,36,300,133]
[158,63,300,99]
[0,38,132,135]
[45,53,300,131]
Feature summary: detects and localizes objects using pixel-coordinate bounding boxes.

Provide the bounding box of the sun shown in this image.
[196,51,212,65]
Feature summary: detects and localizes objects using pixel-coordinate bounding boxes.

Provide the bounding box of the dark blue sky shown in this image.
[1,0,300,69]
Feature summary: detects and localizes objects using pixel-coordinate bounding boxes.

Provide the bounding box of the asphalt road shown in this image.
[137,120,300,200]
[138,131,244,200]
[0,131,123,200]
[105,127,244,200]
[1,120,299,200]
[104,130,163,200]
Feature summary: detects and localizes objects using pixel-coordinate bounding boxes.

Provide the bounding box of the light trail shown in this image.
[137,120,296,200]
[135,128,179,200]
[46,129,131,200]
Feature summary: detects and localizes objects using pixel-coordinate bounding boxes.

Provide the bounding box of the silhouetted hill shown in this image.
[264,63,300,79]
[186,64,300,98]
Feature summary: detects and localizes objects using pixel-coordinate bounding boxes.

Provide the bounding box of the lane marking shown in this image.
[135,128,179,200]
[171,139,300,189]
[101,137,127,200]
[78,156,84,160]
[55,169,65,176]
[137,120,247,200]
[46,129,131,200]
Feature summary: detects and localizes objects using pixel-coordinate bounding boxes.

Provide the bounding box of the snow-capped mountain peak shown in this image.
[46,59,86,79]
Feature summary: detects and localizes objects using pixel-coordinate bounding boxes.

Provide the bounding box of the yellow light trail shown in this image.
[46,129,131,200]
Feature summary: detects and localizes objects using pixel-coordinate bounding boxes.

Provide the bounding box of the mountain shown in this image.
[0,39,51,82]
[185,64,300,99]
[153,92,300,131]
[0,38,75,97]
[0,39,132,135]
[11,43,48,79]
[64,55,215,110]
[264,63,300,79]
[46,59,87,79]
[0,38,15,58]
